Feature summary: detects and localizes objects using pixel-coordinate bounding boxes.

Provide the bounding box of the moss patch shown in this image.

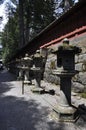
[80,92,86,99]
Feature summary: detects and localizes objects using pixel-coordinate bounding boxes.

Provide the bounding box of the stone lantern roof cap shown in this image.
[36,50,40,53]
[23,53,32,61]
[58,45,82,54]
[63,38,69,44]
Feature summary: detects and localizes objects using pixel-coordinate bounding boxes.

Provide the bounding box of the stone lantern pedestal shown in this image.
[52,38,81,122]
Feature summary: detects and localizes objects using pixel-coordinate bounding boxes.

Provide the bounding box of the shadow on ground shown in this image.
[0,69,16,82]
[0,82,12,94]
[0,95,65,130]
[0,68,86,130]
[0,69,64,130]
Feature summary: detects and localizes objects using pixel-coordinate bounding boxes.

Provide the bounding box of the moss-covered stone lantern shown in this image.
[53,38,82,121]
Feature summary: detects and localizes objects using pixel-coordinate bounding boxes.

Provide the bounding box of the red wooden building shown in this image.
[14,0,86,59]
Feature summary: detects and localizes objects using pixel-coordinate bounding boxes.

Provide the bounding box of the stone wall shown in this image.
[44,33,86,93]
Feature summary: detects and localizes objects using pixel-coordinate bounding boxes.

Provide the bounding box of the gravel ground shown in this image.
[0,69,86,130]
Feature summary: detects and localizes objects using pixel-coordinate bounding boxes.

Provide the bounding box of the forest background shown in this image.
[0,0,79,63]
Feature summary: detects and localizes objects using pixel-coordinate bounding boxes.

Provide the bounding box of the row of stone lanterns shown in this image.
[17,48,47,94]
[16,38,82,122]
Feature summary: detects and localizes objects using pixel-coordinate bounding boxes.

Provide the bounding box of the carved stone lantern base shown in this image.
[31,87,44,94]
[30,67,44,93]
[52,69,79,122]
[21,67,32,94]
[52,105,78,122]
[22,80,32,95]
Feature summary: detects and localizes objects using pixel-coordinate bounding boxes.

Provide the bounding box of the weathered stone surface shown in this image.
[71,35,86,53]
[75,63,83,72]
[77,72,86,85]
[43,37,86,95]
[54,75,60,85]
[44,71,60,85]
[44,53,58,84]
[72,82,85,93]
[78,54,86,62]
[75,55,79,63]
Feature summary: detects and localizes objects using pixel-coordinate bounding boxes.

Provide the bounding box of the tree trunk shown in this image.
[25,17,30,45]
[19,0,25,48]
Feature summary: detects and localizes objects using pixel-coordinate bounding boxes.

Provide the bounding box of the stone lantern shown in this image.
[17,58,23,80]
[31,49,45,92]
[21,53,32,94]
[53,38,81,121]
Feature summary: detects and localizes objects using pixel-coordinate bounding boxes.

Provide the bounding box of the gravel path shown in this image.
[0,69,86,130]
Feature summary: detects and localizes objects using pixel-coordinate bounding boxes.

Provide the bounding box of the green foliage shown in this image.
[60,0,75,9]
[1,0,56,63]
[24,0,55,39]
[1,0,77,63]
[1,9,19,63]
